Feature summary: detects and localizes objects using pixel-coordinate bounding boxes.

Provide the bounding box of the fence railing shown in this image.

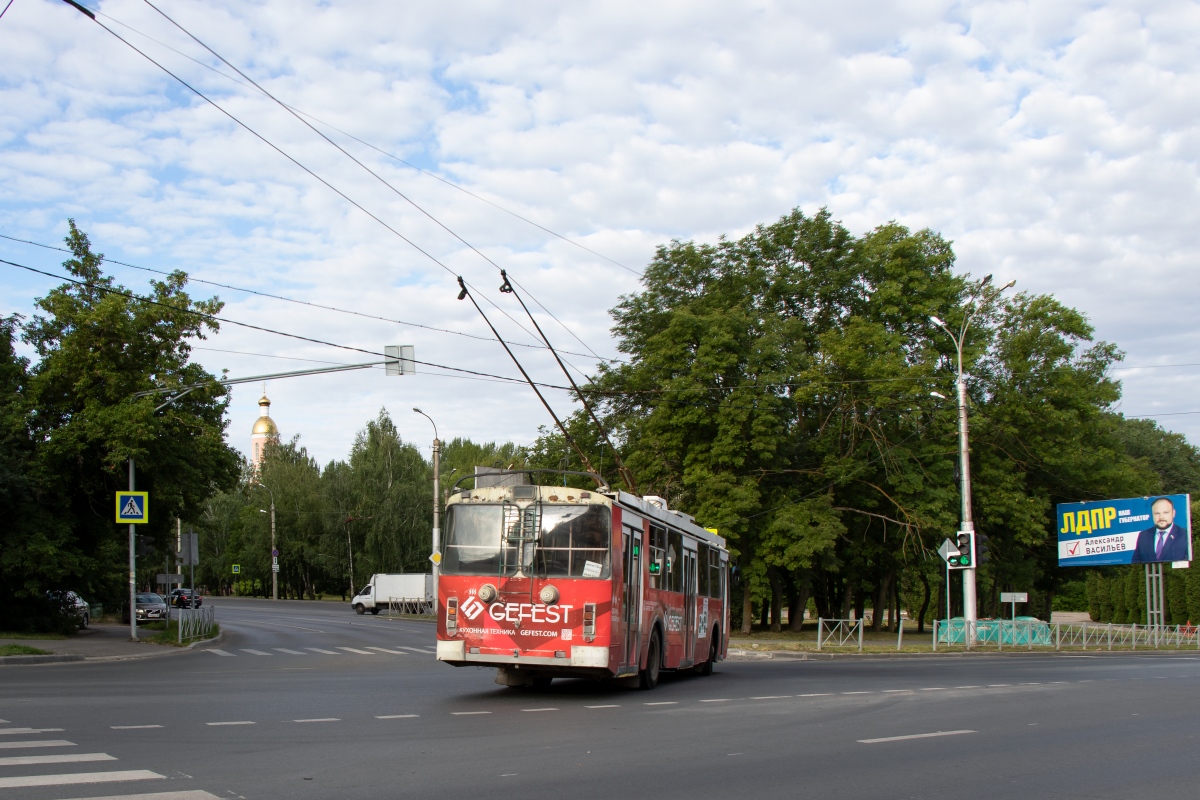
[932,619,1200,651]
[178,605,217,642]
[817,618,863,651]
[386,598,434,615]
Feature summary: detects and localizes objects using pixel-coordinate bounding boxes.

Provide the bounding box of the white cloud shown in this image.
[2,0,1199,464]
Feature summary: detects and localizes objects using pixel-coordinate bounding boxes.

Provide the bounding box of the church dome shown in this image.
[252,416,279,436]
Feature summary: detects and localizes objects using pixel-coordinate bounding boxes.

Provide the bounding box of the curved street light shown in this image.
[413,408,442,585]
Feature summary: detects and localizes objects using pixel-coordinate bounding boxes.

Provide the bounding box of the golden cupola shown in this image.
[250,390,279,467]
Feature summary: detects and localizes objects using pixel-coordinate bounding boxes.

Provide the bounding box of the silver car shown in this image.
[134,593,168,621]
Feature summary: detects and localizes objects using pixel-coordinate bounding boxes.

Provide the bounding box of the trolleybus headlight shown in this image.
[478,583,497,603]
[539,585,559,605]
[446,597,459,636]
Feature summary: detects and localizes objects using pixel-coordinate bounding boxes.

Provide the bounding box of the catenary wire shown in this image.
[136,0,610,363]
[60,1,553,357]
[0,232,617,363]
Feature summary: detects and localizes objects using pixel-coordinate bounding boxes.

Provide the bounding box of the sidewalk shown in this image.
[0,623,208,662]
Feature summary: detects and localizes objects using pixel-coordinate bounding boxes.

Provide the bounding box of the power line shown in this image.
[136,0,610,363]
[0,231,618,363]
[0,0,16,22]
[82,2,640,278]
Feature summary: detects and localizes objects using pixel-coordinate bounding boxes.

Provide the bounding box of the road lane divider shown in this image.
[0,752,116,767]
[0,739,74,749]
[0,769,165,789]
[376,715,419,719]
[336,647,375,655]
[858,730,976,744]
[294,718,340,723]
[111,725,163,730]
[206,721,255,726]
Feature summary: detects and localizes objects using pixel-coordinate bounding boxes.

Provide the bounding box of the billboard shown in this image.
[1058,494,1192,567]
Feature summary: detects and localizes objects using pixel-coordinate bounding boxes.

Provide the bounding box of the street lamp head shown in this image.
[259,509,267,514]
[413,407,422,414]
[930,315,945,327]
[981,274,992,286]
[1001,279,1016,290]
[930,391,946,399]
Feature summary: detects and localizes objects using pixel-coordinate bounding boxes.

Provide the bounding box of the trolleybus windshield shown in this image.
[443,503,611,578]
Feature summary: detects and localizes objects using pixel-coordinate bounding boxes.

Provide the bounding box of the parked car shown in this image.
[168,589,202,608]
[46,590,90,629]
[123,593,168,623]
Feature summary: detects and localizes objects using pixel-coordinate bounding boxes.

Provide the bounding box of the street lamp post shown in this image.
[413,409,441,586]
[931,277,1015,626]
[259,490,276,600]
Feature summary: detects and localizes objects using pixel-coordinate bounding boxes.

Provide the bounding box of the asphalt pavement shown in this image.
[1,597,1198,799]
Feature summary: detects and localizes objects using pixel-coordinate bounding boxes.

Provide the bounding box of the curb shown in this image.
[187,629,224,649]
[0,654,86,666]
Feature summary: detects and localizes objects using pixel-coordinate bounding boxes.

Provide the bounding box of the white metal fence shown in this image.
[178,605,217,642]
[817,618,864,651]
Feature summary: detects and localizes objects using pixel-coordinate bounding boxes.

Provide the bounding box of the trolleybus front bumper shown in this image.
[436,639,610,671]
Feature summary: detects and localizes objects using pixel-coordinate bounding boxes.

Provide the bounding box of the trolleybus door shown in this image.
[622,525,642,671]
[684,549,697,664]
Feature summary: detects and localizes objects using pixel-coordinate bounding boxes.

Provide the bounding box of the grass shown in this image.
[141,620,220,646]
[0,644,52,656]
[0,631,69,641]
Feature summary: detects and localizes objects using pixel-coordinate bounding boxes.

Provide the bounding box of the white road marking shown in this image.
[919,688,946,691]
[273,648,306,655]
[111,725,163,730]
[452,711,491,716]
[644,701,677,706]
[55,793,223,800]
[798,693,831,697]
[376,714,419,719]
[0,727,64,735]
[398,646,432,653]
[585,705,620,708]
[842,692,873,695]
[699,699,731,703]
[0,740,74,749]
[0,770,164,789]
[522,708,558,712]
[336,647,375,655]
[294,718,340,723]
[366,647,408,655]
[881,690,912,693]
[955,686,982,689]
[988,684,1012,687]
[305,648,340,655]
[0,752,115,766]
[206,649,234,657]
[239,649,272,656]
[750,695,791,699]
[1021,682,1042,685]
[0,720,6,723]
[206,721,254,726]
[859,730,976,744]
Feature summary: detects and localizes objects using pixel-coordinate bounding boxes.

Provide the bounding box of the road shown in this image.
[1,598,1198,799]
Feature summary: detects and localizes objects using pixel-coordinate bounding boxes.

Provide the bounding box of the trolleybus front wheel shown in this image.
[640,631,662,690]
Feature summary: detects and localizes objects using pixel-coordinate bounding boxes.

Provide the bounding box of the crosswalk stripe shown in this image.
[397,646,433,653]
[336,647,375,655]
[0,740,74,750]
[239,649,272,656]
[0,769,164,789]
[272,648,306,655]
[0,752,116,767]
[0,727,64,735]
[366,647,408,655]
[206,649,235,657]
[57,793,223,800]
[305,648,340,655]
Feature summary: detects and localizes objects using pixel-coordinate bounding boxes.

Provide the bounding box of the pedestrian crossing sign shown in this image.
[116,491,149,524]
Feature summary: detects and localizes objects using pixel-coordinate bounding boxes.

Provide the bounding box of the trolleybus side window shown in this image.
[697,543,710,597]
[709,548,722,599]
[648,524,667,589]
[667,529,683,593]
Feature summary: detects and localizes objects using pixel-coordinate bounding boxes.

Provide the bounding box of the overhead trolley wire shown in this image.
[0,231,615,363]
[59,0,554,358]
[135,0,610,364]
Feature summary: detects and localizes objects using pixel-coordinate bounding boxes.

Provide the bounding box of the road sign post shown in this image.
[117,477,149,642]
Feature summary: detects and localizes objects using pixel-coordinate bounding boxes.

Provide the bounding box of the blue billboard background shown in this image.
[1057,494,1192,567]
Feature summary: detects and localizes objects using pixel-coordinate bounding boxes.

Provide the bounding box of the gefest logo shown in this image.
[488,602,573,625]
[460,596,486,620]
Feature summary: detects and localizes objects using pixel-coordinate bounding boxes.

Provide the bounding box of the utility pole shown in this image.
[931,276,1015,627]
[128,458,137,641]
[413,409,441,586]
[270,495,277,600]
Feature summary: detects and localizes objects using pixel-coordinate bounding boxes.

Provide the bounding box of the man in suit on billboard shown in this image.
[1133,497,1191,563]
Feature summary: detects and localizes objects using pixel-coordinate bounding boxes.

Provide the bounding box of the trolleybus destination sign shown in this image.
[1057,494,1192,567]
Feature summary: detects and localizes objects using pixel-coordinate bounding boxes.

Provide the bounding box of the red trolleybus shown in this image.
[436,478,729,689]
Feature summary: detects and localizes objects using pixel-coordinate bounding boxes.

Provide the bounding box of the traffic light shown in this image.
[948,531,973,569]
[976,533,990,566]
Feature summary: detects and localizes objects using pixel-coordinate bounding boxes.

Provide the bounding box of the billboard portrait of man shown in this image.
[1133,497,1191,563]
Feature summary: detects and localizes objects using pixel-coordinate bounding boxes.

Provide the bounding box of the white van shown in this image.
[351,574,434,615]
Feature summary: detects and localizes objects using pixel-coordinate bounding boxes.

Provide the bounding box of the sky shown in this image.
[1,0,1198,468]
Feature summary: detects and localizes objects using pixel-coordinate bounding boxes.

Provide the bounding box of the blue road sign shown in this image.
[116,491,149,524]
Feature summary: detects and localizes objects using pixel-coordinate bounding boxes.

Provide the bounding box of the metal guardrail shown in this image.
[386,598,434,615]
[931,619,1200,651]
[817,618,863,651]
[178,605,217,642]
